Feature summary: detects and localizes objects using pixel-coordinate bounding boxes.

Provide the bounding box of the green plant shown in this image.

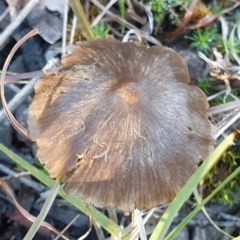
[150,133,236,240]
[216,34,240,61]
[143,0,190,23]
[92,21,110,38]
[197,78,213,95]
[0,144,129,239]
[189,27,217,53]
[212,90,239,106]
[203,139,240,205]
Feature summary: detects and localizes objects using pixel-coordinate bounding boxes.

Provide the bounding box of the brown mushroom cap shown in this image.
[28,38,215,211]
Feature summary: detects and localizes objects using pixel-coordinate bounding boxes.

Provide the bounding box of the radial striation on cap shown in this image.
[28,38,215,211]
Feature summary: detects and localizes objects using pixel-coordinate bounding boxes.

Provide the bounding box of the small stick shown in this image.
[208,100,240,115]
[0,163,46,192]
[91,0,161,46]
[54,214,80,240]
[93,221,105,240]
[0,0,40,49]
[165,0,198,42]
[69,16,77,45]
[23,175,62,240]
[216,111,240,138]
[0,76,39,123]
[62,0,69,56]
[0,28,39,141]
[91,0,118,27]
[0,70,44,82]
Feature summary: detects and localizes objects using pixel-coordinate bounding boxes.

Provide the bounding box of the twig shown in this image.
[107,208,118,240]
[216,110,238,128]
[69,16,77,44]
[5,0,18,21]
[204,207,240,223]
[54,214,80,240]
[216,111,240,138]
[0,28,38,141]
[165,0,198,42]
[129,208,156,239]
[69,0,94,41]
[91,0,161,46]
[78,216,92,240]
[0,76,39,123]
[91,0,118,27]
[130,211,139,240]
[193,188,233,239]
[0,163,46,192]
[0,0,40,49]
[187,2,240,30]
[172,218,240,228]
[208,100,240,115]
[0,179,69,240]
[62,0,69,56]
[0,70,44,82]
[23,177,62,240]
[207,90,227,102]
[0,7,10,22]
[92,221,105,240]
[133,209,147,240]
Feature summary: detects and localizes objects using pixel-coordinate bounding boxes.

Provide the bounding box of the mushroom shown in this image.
[28,38,215,211]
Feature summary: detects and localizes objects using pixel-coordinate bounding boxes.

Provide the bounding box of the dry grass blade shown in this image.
[0,6,10,21]
[0,178,69,240]
[193,189,233,239]
[78,216,92,240]
[1,70,44,82]
[0,143,129,238]
[134,210,147,240]
[91,0,161,46]
[107,208,118,240]
[216,111,240,138]
[230,24,240,65]
[0,76,39,123]
[0,28,38,141]
[188,1,240,29]
[54,214,80,240]
[208,100,240,115]
[93,221,105,240]
[129,208,157,238]
[165,0,198,42]
[91,0,118,27]
[0,163,45,191]
[220,16,230,61]
[69,16,77,45]
[69,0,94,41]
[62,0,69,55]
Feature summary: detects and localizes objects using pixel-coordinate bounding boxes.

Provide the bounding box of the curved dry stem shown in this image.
[193,188,233,239]
[0,178,68,239]
[0,28,39,142]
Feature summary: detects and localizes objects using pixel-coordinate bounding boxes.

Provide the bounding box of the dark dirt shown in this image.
[1,1,240,240]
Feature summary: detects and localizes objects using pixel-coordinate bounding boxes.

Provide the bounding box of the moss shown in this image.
[203,136,240,205]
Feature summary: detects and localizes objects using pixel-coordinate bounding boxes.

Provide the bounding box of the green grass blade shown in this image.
[166,165,240,240]
[69,0,94,41]
[24,180,60,240]
[119,0,125,33]
[0,143,129,239]
[150,133,235,240]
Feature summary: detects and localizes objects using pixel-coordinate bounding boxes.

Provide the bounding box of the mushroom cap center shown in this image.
[118,82,141,103]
